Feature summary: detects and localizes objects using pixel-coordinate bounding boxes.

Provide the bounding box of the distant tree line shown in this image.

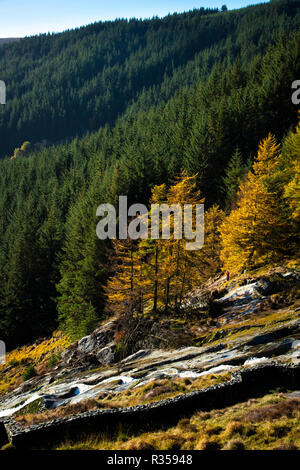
[0,0,299,158]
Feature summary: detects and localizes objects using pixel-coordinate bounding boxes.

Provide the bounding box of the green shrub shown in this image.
[8,359,19,367]
[48,353,60,368]
[15,398,44,416]
[22,364,37,382]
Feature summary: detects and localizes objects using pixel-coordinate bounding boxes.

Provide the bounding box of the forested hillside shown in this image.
[0,39,20,45]
[0,0,299,158]
[0,0,299,349]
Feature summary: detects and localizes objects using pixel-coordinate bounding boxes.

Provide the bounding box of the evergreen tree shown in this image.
[57,194,107,340]
[222,148,249,209]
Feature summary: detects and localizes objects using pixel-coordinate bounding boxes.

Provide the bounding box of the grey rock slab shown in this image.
[286,391,300,399]
[96,343,116,365]
[121,349,151,364]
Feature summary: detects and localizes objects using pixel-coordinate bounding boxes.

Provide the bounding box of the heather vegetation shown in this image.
[56,393,300,450]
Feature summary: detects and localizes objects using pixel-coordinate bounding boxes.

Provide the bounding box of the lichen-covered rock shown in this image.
[121,350,151,364]
[255,272,300,296]
[60,320,118,368]
[96,343,117,365]
[78,321,116,355]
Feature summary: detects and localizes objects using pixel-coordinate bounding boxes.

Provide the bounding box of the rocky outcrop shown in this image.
[213,271,300,322]
[95,343,117,365]
[58,271,299,370]
[61,320,118,368]
[255,272,300,296]
[0,269,299,448]
[77,322,115,354]
[246,321,300,346]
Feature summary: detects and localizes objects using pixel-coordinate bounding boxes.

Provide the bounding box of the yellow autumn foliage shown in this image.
[220,134,288,274]
[106,172,224,314]
[281,117,300,224]
[0,331,70,395]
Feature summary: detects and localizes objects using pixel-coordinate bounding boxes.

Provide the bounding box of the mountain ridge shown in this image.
[0,0,299,158]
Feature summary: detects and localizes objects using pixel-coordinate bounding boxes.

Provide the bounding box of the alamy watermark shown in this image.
[96,196,204,251]
[0,80,6,105]
[0,82,6,362]
[0,340,5,365]
[292,80,300,105]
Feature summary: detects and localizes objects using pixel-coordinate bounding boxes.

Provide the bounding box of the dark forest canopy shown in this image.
[0,0,299,158]
[0,0,299,349]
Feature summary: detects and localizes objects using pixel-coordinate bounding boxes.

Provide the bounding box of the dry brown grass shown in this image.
[121,431,186,451]
[265,422,290,438]
[16,399,101,428]
[178,418,198,433]
[98,372,233,409]
[0,332,70,395]
[144,384,174,399]
[224,420,244,437]
[223,438,246,450]
[273,442,298,450]
[205,425,223,436]
[121,439,156,451]
[195,438,220,451]
[55,392,300,451]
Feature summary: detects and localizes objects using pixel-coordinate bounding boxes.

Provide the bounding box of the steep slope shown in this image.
[0,268,299,449]
[0,0,299,158]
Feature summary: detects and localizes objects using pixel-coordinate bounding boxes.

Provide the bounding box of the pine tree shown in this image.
[57,193,107,340]
[222,148,249,208]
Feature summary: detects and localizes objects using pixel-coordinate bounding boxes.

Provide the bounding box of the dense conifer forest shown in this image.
[0,0,299,349]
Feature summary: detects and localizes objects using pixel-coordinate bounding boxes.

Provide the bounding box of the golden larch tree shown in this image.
[220,134,287,273]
